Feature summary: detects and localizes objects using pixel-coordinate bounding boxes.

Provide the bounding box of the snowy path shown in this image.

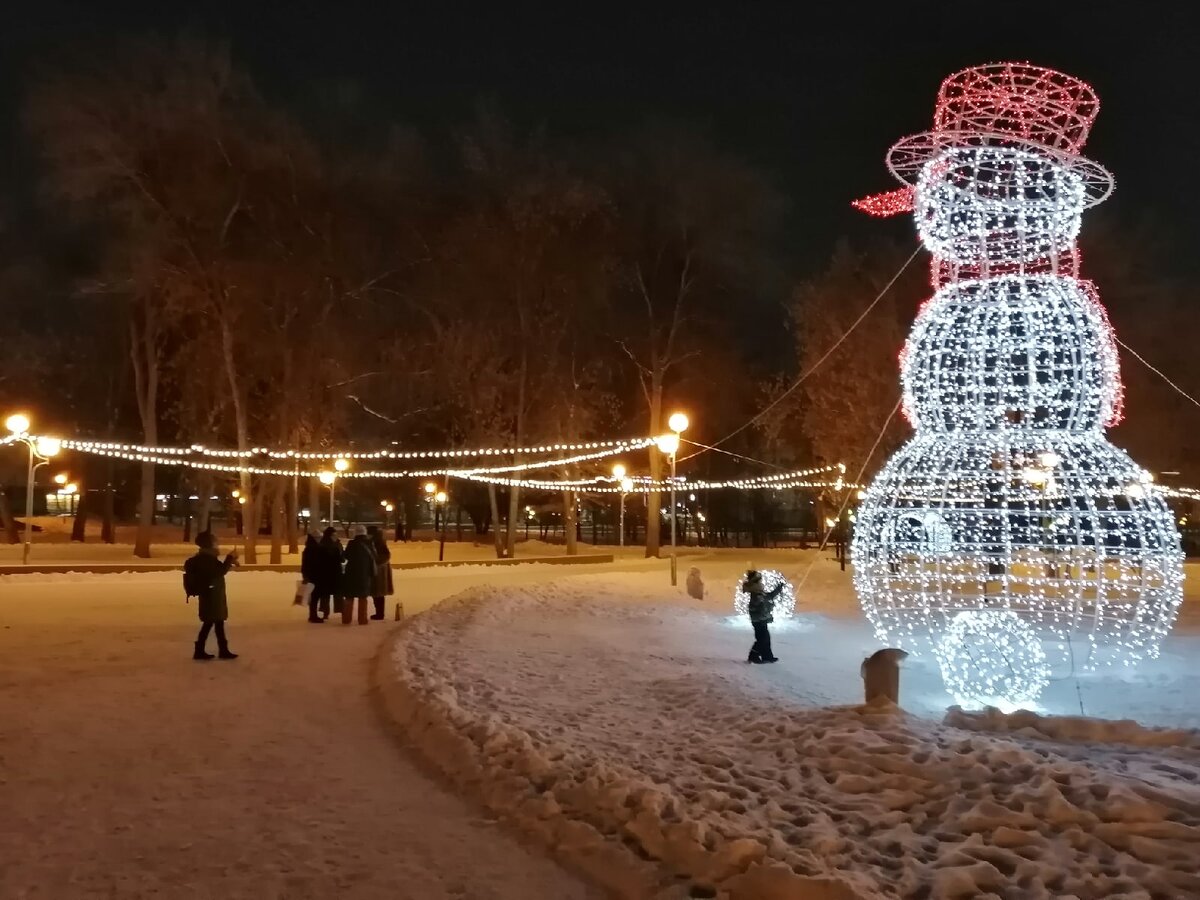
[0,569,602,899]
[386,573,1200,899]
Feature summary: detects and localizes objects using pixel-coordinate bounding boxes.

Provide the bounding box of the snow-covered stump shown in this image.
[861,648,908,705]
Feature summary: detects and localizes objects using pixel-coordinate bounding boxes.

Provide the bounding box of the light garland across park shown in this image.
[45,436,656,479]
[453,463,850,494]
[851,62,1183,709]
[47,435,651,463]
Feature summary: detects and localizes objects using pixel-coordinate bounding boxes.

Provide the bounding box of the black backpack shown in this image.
[183,555,205,600]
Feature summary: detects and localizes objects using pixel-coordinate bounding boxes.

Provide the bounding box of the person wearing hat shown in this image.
[743,570,782,664]
[183,531,239,660]
[340,524,377,625]
[367,525,393,621]
[311,526,344,621]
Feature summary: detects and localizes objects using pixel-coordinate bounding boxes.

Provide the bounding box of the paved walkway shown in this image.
[0,571,600,898]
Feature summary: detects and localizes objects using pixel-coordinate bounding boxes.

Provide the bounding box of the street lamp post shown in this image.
[5,415,61,565]
[318,471,336,525]
[319,457,349,529]
[436,490,449,562]
[657,411,690,586]
[612,463,628,547]
[619,476,633,547]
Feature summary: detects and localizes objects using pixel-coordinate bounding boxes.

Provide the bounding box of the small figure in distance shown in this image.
[743,569,782,664]
[184,531,239,660]
[686,566,705,601]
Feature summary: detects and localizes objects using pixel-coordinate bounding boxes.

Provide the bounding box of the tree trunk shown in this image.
[270,476,285,565]
[287,466,299,555]
[135,462,155,558]
[644,378,664,557]
[308,477,320,527]
[101,463,115,544]
[0,489,18,544]
[563,490,578,555]
[487,484,505,558]
[243,489,260,564]
[219,318,255,563]
[196,471,214,535]
[130,306,160,560]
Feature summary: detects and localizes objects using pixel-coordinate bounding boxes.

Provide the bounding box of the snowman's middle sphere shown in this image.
[900,275,1120,433]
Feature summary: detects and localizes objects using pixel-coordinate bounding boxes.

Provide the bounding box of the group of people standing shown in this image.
[301,524,394,625]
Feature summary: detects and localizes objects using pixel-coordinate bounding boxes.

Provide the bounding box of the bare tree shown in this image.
[607,126,783,555]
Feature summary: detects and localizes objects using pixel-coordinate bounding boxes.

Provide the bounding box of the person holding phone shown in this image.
[184,531,240,660]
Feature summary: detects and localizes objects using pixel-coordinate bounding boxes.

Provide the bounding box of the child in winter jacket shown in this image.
[184,532,239,660]
[744,570,783,664]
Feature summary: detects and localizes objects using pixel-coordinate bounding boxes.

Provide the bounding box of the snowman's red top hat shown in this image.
[886,62,1114,206]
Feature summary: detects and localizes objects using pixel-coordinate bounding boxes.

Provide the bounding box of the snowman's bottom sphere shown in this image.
[935,610,1050,708]
[851,433,1183,672]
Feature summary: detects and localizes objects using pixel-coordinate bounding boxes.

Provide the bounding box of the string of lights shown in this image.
[453,463,851,494]
[46,437,655,480]
[46,435,650,462]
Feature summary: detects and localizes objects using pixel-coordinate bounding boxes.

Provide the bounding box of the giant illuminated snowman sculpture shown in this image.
[850,63,1183,708]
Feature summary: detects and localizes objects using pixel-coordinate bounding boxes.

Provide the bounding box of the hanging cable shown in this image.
[677,244,921,463]
[1116,337,1200,413]
[789,395,903,594]
[680,439,788,471]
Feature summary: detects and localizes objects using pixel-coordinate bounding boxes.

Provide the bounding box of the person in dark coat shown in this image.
[185,532,239,660]
[367,525,393,620]
[744,570,782,664]
[312,527,343,621]
[340,524,377,625]
[300,529,323,623]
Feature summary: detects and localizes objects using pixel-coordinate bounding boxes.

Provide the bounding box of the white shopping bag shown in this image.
[293,581,314,606]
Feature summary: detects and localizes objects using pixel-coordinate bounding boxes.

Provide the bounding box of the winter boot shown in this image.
[217,644,238,660]
[194,642,214,661]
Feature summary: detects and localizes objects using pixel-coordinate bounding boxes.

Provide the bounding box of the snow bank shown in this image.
[945,705,1200,749]
[383,580,1200,899]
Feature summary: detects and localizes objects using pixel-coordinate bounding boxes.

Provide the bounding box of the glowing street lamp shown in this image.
[318,470,337,525]
[660,411,690,586]
[334,457,350,473]
[618,474,634,547]
[53,473,68,486]
[3,414,61,564]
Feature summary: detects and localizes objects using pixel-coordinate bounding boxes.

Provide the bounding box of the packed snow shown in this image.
[384,557,1200,899]
[0,564,606,899]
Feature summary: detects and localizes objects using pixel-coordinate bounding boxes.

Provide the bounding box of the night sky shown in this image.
[1,1,1198,269]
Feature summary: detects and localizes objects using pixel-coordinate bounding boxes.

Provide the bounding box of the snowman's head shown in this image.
[914,145,1085,269]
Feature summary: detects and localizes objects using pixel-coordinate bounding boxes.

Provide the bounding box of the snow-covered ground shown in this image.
[0,565,611,899]
[384,556,1200,899]
[4,549,1199,898]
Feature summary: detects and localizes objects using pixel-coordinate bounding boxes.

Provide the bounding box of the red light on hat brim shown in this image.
[852,186,915,217]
